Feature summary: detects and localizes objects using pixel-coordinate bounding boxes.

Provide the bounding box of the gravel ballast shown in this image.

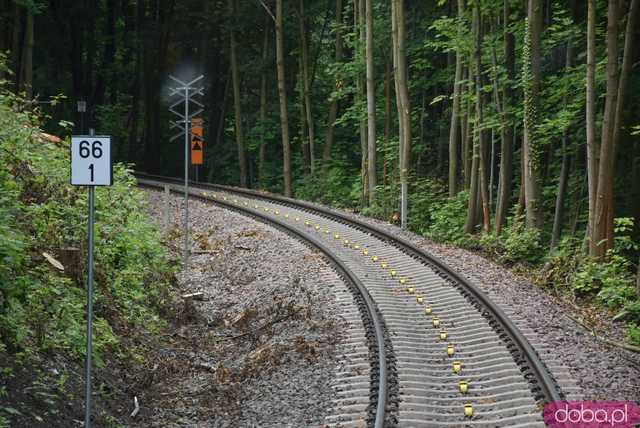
[143,189,349,427]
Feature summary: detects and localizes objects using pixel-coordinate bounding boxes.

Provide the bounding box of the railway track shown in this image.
[137,173,579,427]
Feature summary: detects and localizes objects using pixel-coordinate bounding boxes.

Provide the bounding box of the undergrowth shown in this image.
[0,75,175,424]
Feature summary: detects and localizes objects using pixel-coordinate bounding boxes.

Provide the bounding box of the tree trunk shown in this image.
[299,0,316,173]
[93,0,117,107]
[229,0,248,187]
[384,57,391,186]
[592,0,620,258]
[275,0,292,197]
[21,9,33,99]
[365,0,376,204]
[299,57,311,174]
[322,0,344,164]
[472,1,490,233]
[140,0,175,172]
[462,66,472,189]
[465,111,480,234]
[356,0,368,205]
[391,0,403,170]
[551,135,570,250]
[637,256,640,296]
[448,0,464,197]
[394,0,411,229]
[495,0,515,235]
[613,0,639,154]
[586,0,599,251]
[592,0,638,257]
[551,21,576,250]
[517,143,526,215]
[127,0,145,163]
[259,15,270,186]
[12,2,22,91]
[208,71,231,183]
[522,0,544,229]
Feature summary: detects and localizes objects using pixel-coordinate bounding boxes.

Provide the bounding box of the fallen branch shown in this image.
[214,307,303,342]
[567,314,640,354]
[192,249,217,254]
[130,396,140,418]
[182,292,205,301]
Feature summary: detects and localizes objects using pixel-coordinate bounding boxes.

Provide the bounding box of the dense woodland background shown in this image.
[2,0,640,341]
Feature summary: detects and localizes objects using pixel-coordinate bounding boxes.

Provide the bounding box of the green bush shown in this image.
[364,181,400,222]
[499,214,544,265]
[426,190,470,245]
[628,323,640,346]
[476,211,544,265]
[0,83,173,363]
[408,179,447,234]
[295,161,360,209]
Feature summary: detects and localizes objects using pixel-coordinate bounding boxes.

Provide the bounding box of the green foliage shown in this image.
[628,324,640,346]
[426,191,470,246]
[540,222,640,335]
[407,179,446,233]
[0,82,173,363]
[478,212,544,265]
[95,101,131,149]
[572,254,633,300]
[295,161,360,209]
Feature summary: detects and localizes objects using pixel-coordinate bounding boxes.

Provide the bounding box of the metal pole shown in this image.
[163,184,170,231]
[183,87,190,266]
[84,185,95,428]
[401,181,407,229]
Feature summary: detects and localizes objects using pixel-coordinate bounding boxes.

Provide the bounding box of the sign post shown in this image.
[71,134,112,428]
[168,75,204,267]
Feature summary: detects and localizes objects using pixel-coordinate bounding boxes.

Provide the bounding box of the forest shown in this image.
[2,0,640,345]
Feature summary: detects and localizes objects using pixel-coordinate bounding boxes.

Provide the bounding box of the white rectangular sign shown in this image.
[71,136,112,186]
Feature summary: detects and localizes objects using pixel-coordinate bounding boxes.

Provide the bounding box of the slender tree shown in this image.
[356,0,368,204]
[394,0,411,229]
[21,9,33,100]
[448,0,464,197]
[322,0,344,164]
[592,0,638,257]
[551,35,575,250]
[11,2,21,90]
[495,0,515,235]
[258,15,270,186]
[365,0,376,204]
[585,0,598,249]
[229,0,248,187]
[462,66,472,190]
[522,0,544,229]
[592,0,619,257]
[473,1,490,233]
[464,85,480,233]
[298,0,316,173]
[637,256,640,295]
[275,0,292,196]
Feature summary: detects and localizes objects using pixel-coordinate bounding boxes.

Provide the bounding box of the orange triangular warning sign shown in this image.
[192,140,202,151]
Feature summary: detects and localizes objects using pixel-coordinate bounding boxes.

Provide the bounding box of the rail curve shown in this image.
[137,172,565,427]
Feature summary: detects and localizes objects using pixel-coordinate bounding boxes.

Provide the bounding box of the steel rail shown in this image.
[138,177,389,428]
[135,172,562,405]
